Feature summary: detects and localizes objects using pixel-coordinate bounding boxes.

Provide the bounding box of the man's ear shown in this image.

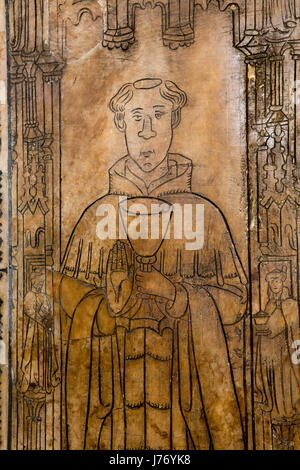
[114,113,126,132]
[171,109,181,129]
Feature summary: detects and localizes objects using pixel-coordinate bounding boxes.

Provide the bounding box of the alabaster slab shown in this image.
[0,0,300,451]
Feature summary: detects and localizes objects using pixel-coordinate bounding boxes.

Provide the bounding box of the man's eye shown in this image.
[133,115,142,121]
[155,112,164,119]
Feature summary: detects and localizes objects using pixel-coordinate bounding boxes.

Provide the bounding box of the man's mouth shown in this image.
[140,150,154,158]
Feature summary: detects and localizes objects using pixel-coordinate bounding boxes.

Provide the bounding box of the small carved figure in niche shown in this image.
[254,268,300,449]
[18,272,60,397]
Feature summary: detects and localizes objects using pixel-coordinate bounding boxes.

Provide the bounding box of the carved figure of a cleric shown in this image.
[60,78,248,450]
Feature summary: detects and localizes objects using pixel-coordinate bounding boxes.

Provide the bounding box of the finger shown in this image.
[135,278,145,287]
[116,240,121,269]
[136,285,146,293]
[120,242,128,269]
[117,241,122,269]
[135,273,144,278]
[126,244,132,266]
[112,242,118,270]
[120,245,125,269]
[136,269,146,276]
[107,248,113,270]
[118,241,125,270]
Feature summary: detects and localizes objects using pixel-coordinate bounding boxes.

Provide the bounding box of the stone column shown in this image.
[103,0,134,50]
[244,51,270,451]
[163,0,194,49]
[290,38,300,327]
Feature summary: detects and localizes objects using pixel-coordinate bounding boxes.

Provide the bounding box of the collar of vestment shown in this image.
[108,153,192,197]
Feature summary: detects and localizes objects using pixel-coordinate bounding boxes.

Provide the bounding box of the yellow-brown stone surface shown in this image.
[1,0,300,450]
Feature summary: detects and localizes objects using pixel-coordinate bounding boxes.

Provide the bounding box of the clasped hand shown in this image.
[135,268,175,301]
[106,241,175,314]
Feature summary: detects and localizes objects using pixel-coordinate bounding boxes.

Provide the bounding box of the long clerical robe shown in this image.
[59,153,248,450]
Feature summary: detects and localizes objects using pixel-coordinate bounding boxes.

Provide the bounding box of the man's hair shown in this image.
[265,268,287,282]
[109,78,187,131]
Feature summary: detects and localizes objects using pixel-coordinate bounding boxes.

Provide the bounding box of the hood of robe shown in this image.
[108,153,192,197]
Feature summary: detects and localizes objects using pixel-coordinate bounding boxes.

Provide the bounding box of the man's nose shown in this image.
[138,115,157,140]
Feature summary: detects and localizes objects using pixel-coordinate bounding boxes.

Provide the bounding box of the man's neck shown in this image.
[126,154,169,188]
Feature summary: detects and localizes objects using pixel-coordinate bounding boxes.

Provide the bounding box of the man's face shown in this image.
[32,278,44,293]
[268,273,284,294]
[123,87,173,172]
